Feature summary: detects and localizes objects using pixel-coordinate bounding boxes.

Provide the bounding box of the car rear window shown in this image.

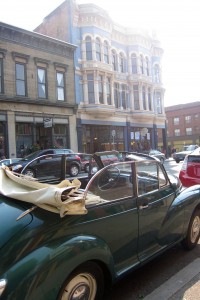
[188,156,200,163]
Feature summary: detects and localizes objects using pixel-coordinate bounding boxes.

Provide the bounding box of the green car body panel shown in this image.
[0,158,200,299]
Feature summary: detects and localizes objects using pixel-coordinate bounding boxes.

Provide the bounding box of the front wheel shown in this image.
[58,262,104,300]
[69,164,79,177]
[182,209,200,250]
[23,168,36,178]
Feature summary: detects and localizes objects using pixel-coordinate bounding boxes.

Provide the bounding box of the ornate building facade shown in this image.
[35,0,166,153]
[0,22,77,158]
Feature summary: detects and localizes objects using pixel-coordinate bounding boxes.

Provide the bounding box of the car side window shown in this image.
[136,161,159,195]
[86,162,134,202]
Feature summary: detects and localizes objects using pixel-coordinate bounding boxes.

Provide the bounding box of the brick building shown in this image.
[164,102,200,153]
[0,22,77,158]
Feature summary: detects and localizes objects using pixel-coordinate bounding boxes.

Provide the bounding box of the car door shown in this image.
[85,161,140,274]
[136,160,183,262]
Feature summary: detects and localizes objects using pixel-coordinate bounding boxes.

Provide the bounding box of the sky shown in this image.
[1,0,200,107]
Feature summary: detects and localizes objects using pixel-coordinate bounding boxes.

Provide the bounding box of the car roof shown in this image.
[188,147,200,156]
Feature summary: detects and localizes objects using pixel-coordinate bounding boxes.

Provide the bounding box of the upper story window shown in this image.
[119,52,126,73]
[95,38,101,61]
[173,117,179,125]
[37,67,47,99]
[16,63,26,96]
[142,86,146,110]
[131,54,137,74]
[114,83,120,108]
[186,127,192,135]
[155,91,162,114]
[154,64,160,83]
[148,88,152,110]
[56,71,65,101]
[0,59,3,94]
[87,74,94,103]
[112,50,117,71]
[140,55,144,74]
[86,36,92,61]
[133,84,139,110]
[174,129,180,136]
[106,77,111,105]
[194,114,199,120]
[121,84,128,109]
[98,75,103,104]
[103,41,109,64]
[145,57,149,76]
[185,115,191,123]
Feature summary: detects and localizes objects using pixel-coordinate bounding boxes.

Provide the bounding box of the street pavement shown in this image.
[144,258,200,300]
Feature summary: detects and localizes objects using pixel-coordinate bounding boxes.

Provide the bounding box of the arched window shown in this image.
[131,54,137,74]
[95,38,101,61]
[85,36,92,61]
[104,41,109,64]
[112,50,117,71]
[119,52,126,73]
[145,57,149,76]
[154,65,160,83]
[140,55,144,74]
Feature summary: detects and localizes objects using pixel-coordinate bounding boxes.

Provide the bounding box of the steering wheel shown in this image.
[97,166,120,191]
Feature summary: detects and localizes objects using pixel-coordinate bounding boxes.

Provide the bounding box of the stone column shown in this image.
[69,115,78,152]
[7,111,16,157]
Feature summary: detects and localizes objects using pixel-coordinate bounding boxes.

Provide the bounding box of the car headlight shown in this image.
[12,164,23,171]
[0,279,7,296]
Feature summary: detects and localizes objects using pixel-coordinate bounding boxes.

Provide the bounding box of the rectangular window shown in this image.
[186,127,192,135]
[87,74,94,103]
[174,129,180,136]
[133,84,139,110]
[98,75,103,104]
[121,84,127,109]
[114,83,120,108]
[148,88,152,110]
[37,68,47,99]
[185,116,191,123]
[142,86,146,110]
[0,59,3,93]
[56,72,65,101]
[156,92,162,114]
[106,77,111,105]
[173,117,179,125]
[16,63,26,96]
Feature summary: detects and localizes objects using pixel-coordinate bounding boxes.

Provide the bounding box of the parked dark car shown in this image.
[179,147,200,187]
[0,158,21,167]
[0,151,200,299]
[173,145,199,163]
[9,149,81,177]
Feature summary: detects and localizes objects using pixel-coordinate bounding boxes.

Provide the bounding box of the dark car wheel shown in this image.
[84,163,90,173]
[59,262,104,300]
[69,164,79,177]
[23,168,36,178]
[175,159,180,163]
[181,209,200,250]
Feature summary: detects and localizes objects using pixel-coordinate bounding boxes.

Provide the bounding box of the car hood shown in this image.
[0,196,32,249]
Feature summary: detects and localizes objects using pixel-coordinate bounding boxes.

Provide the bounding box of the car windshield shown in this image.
[186,145,196,151]
[21,150,42,161]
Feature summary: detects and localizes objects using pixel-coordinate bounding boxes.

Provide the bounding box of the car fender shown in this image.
[172,185,200,234]
[1,235,115,300]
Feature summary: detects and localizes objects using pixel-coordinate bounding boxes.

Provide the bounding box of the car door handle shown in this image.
[139,204,149,209]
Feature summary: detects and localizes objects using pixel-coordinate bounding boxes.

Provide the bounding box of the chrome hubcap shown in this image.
[191,215,200,243]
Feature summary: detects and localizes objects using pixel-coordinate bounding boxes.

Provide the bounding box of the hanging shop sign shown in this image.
[44,118,53,128]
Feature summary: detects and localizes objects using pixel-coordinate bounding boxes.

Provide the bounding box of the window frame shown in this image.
[15,62,27,97]
[56,71,65,101]
[37,67,47,99]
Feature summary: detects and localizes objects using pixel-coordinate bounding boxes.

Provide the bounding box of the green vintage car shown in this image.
[0,153,200,300]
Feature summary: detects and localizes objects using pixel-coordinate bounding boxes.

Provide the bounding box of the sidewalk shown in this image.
[143,258,200,300]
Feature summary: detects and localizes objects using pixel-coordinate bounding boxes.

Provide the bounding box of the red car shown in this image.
[179,147,200,187]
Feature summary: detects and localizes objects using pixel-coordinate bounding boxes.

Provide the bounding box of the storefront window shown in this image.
[16,123,33,157]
